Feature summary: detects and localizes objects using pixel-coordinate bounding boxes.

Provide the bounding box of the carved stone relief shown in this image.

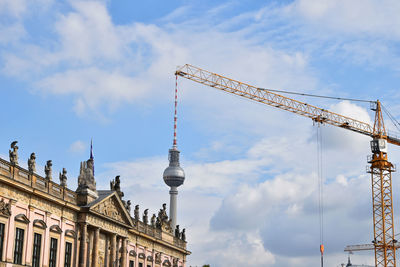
[92,196,125,223]
[155,253,162,264]
[0,199,11,217]
[0,185,30,204]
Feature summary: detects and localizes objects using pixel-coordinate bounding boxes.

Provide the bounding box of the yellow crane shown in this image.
[175,64,400,267]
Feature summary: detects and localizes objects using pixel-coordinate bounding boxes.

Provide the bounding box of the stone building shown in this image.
[0,141,190,267]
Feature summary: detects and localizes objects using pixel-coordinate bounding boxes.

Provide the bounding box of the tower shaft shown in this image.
[169,186,178,229]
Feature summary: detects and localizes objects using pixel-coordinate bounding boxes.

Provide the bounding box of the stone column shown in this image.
[88,229,94,267]
[116,236,121,267]
[110,233,117,267]
[79,223,87,267]
[121,238,127,267]
[92,228,100,267]
[105,236,110,267]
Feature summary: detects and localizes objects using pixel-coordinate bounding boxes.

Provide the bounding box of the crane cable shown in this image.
[381,104,400,133]
[258,87,374,103]
[316,122,325,267]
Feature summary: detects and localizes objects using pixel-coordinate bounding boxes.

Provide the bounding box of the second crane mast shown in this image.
[176,64,400,267]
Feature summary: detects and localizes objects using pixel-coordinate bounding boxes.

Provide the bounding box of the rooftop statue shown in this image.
[126,200,131,213]
[143,209,149,225]
[134,205,140,221]
[77,158,97,193]
[158,203,169,224]
[157,203,173,232]
[151,214,156,228]
[181,228,186,241]
[45,160,52,181]
[9,141,18,165]
[28,153,36,173]
[175,225,180,238]
[59,168,67,187]
[110,175,124,198]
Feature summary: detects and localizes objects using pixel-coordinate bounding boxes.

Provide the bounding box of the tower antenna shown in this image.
[173,74,178,148]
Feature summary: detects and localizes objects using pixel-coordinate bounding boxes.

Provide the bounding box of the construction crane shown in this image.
[175,64,400,267]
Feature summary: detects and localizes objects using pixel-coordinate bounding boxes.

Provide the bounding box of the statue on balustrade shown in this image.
[45,160,52,181]
[126,200,131,213]
[134,205,140,221]
[151,214,156,228]
[175,225,180,238]
[9,141,18,165]
[158,203,169,224]
[110,175,124,198]
[143,209,149,225]
[28,153,36,173]
[59,168,67,187]
[181,229,186,241]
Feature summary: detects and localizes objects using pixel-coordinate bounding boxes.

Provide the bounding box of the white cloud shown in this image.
[36,67,149,116]
[291,0,400,40]
[0,23,26,44]
[69,140,86,153]
[0,0,53,18]
[0,0,27,17]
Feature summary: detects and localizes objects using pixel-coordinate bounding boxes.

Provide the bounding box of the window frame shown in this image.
[48,237,58,267]
[31,232,42,267]
[0,222,5,261]
[13,227,25,264]
[64,241,73,267]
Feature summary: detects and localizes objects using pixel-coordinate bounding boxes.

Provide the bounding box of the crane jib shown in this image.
[176,65,375,140]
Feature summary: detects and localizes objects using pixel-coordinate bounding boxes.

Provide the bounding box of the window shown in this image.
[13,227,24,264]
[32,233,42,267]
[129,260,135,267]
[49,238,58,267]
[64,242,72,267]
[147,265,151,267]
[0,223,5,261]
[139,263,143,267]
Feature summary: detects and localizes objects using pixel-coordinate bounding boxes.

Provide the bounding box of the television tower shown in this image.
[163,75,185,229]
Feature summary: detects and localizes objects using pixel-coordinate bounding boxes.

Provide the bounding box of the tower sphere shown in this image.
[163,147,185,187]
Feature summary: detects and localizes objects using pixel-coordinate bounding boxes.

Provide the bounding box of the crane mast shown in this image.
[176,64,400,267]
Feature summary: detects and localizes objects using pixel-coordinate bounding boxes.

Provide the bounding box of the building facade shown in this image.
[0,142,190,267]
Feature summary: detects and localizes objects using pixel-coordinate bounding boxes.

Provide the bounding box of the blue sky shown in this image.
[2,0,400,266]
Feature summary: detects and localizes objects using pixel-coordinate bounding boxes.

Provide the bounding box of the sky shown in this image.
[1,0,400,266]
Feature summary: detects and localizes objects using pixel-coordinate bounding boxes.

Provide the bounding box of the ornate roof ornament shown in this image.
[76,157,97,195]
